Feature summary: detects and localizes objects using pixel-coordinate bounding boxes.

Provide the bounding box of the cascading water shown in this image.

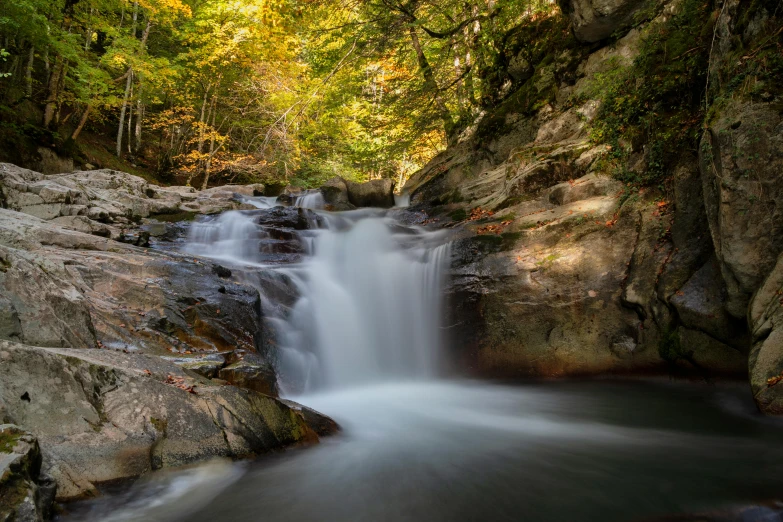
[182,198,452,393]
[276,211,451,392]
[67,194,783,522]
[293,190,325,210]
[186,211,268,264]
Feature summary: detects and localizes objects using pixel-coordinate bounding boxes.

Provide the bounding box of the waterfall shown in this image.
[183,203,451,394]
[186,211,268,264]
[294,191,325,210]
[277,212,451,392]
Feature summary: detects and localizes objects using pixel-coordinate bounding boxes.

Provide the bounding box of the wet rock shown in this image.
[320,177,356,211]
[0,208,265,357]
[166,353,228,379]
[255,207,322,230]
[218,352,279,397]
[345,178,395,208]
[280,400,340,437]
[0,424,56,521]
[0,342,324,501]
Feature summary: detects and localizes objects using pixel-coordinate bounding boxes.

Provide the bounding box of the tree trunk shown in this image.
[201,95,219,190]
[71,105,91,140]
[127,81,134,154]
[134,96,144,154]
[187,85,210,186]
[116,1,139,158]
[25,46,34,97]
[116,68,133,157]
[408,26,452,134]
[43,57,63,128]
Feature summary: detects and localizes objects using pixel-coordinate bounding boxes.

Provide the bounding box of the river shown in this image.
[61,199,783,522]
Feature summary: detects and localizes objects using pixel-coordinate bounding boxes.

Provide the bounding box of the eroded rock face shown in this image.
[0,424,56,522]
[749,253,783,414]
[0,209,262,356]
[406,3,752,380]
[0,163,256,241]
[699,101,783,319]
[559,0,663,42]
[0,342,335,501]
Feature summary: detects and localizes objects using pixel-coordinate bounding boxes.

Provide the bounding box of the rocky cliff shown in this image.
[404,0,783,413]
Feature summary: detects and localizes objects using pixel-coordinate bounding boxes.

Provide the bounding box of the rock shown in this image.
[320,177,356,211]
[677,327,747,375]
[0,342,332,501]
[670,257,747,349]
[217,352,279,397]
[166,353,228,379]
[35,147,73,174]
[344,178,395,208]
[0,163,262,238]
[699,100,783,318]
[0,424,56,522]
[0,208,266,358]
[280,400,340,437]
[748,252,783,414]
[255,206,322,230]
[559,0,663,42]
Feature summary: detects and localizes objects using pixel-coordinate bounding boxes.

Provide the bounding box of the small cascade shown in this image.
[241,196,280,209]
[394,192,411,207]
[183,203,451,394]
[276,211,451,393]
[186,211,267,264]
[294,190,325,210]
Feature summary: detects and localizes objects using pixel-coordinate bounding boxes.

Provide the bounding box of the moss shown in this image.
[586,0,714,190]
[150,417,168,434]
[535,252,561,268]
[658,328,693,363]
[151,210,198,222]
[449,208,468,221]
[0,430,21,453]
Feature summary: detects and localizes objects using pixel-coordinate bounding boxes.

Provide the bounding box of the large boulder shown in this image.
[0,424,56,522]
[344,178,395,208]
[319,177,355,211]
[748,252,783,414]
[0,342,335,501]
[558,0,663,42]
[699,100,783,319]
[0,209,264,357]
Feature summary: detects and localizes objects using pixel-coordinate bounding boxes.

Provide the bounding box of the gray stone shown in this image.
[345,178,395,208]
[748,252,783,414]
[559,0,663,42]
[320,177,356,211]
[0,424,55,521]
[0,342,330,501]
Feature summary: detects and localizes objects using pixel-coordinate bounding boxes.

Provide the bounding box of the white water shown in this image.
[183,203,452,393]
[277,211,451,392]
[294,190,325,210]
[186,211,268,264]
[66,203,783,522]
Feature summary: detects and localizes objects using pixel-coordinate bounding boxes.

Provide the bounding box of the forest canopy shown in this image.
[0,0,556,188]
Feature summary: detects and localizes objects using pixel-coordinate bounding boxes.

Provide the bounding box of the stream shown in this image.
[62,199,783,522]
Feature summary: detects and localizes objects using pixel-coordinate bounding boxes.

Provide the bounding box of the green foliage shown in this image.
[585,0,713,190]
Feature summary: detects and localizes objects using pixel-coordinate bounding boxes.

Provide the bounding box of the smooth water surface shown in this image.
[64,379,783,522]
